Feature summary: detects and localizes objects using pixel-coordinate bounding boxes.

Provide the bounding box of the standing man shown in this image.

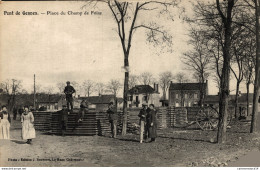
[59,105,70,136]
[64,81,76,112]
[107,102,118,138]
[138,103,148,143]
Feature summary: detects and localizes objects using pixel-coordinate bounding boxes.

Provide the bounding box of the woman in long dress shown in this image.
[146,104,157,142]
[0,106,11,139]
[21,106,36,144]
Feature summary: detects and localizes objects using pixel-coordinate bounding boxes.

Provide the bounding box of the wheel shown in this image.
[196,107,219,130]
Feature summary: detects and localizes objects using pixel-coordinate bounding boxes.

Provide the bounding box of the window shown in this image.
[188,102,191,107]
[194,93,198,99]
[175,102,179,107]
[143,96,148,101]
[128,96,133,101]
[185,94,188,99]
[175,93,179,99]
[184,102,186,107]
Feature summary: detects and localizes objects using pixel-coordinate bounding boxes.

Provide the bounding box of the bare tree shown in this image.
[31,84,42,94]
[230,27,255,118]
[174,72,189,83]
[71,81,80,97]
[159,71,173,100]
[44,86,54,94]
[138,72,155,86]
[106,79,122,97]
[250,0,260,133]
[182,27,211,106]
[56,82,65,94]
[243,48,255,117]
[129,75,138,89]
[215,0,236,143]
[0,79,22,111]
[83,0,177,135]
[95,82,105,95]
[82,80,94,97]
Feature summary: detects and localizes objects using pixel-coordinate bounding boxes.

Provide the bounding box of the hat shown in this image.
[142,103,148,106]
[66,81,70,84]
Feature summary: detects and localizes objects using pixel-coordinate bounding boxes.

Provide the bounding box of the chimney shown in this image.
[154,83,156,90]
[156,84,159,93]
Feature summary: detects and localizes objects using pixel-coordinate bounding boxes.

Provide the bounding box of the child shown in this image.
[0,106,11,139]
[21,106,36,144]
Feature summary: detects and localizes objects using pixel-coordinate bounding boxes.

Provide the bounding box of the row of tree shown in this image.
[94,0,259,142]
[179,0,259,143]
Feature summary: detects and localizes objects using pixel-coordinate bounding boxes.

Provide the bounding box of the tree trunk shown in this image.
[122,55,129,136]
[217,0,234,144]
[246,82,250,117]
[250,0,260,133]
[199,79,205,107]
[234,81,240,119]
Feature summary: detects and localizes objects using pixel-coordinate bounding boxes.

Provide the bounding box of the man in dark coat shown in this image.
[107,102,118,138]
[64,81,76,112]
[138,103,148,143]
[78,99,89,122]
[59,105,70,136]
[13,106,18,120]
[146,104,157,142]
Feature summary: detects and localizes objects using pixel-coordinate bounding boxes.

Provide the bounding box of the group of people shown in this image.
[0,105,36,144]
[138,103,157,143]
[106,102,157,143]
[1,81,157,144]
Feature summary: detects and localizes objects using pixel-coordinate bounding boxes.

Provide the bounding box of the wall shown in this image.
[128,93,161,108]
[169,90,201,107]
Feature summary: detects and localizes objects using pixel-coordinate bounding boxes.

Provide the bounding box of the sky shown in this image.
[0,1,254,97]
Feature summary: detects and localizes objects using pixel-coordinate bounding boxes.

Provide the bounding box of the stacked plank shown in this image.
[186,107,200,122]
[171,107,188,127]
[33,111,51,131]
[166,107,175,127]
[96,111,112,136]
[157,107,168,129]
[50,109,98,135]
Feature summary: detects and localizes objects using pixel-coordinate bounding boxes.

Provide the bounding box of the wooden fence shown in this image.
[34,106,234,135]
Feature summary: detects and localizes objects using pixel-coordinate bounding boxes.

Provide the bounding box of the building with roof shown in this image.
[168,81,208,107]
[79,94,123,111]
[36,94,65,111]
[127,84,160,108]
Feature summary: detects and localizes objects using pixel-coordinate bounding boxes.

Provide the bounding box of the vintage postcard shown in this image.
[0,0,259,168]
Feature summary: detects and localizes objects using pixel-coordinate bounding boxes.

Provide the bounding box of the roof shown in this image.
[204,93,257,105]
[79,95,116,104]
[169,82,207,91]
[37,94,64,103]
[204,95,219,103]
[235,93,254,104]
[128,85,157,94]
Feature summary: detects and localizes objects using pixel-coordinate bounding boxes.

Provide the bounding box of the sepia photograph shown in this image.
[0,0,259,168]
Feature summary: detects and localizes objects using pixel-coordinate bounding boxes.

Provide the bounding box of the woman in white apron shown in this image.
[21,106,36,144]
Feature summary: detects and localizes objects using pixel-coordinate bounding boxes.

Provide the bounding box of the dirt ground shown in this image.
[0,119,260,167]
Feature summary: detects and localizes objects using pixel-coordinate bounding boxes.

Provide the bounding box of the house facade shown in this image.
[128,84,160,108]
[168,81,208,107]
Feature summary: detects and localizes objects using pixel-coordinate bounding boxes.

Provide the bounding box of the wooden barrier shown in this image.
[33,111,51,131]
[33,106,203,136]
